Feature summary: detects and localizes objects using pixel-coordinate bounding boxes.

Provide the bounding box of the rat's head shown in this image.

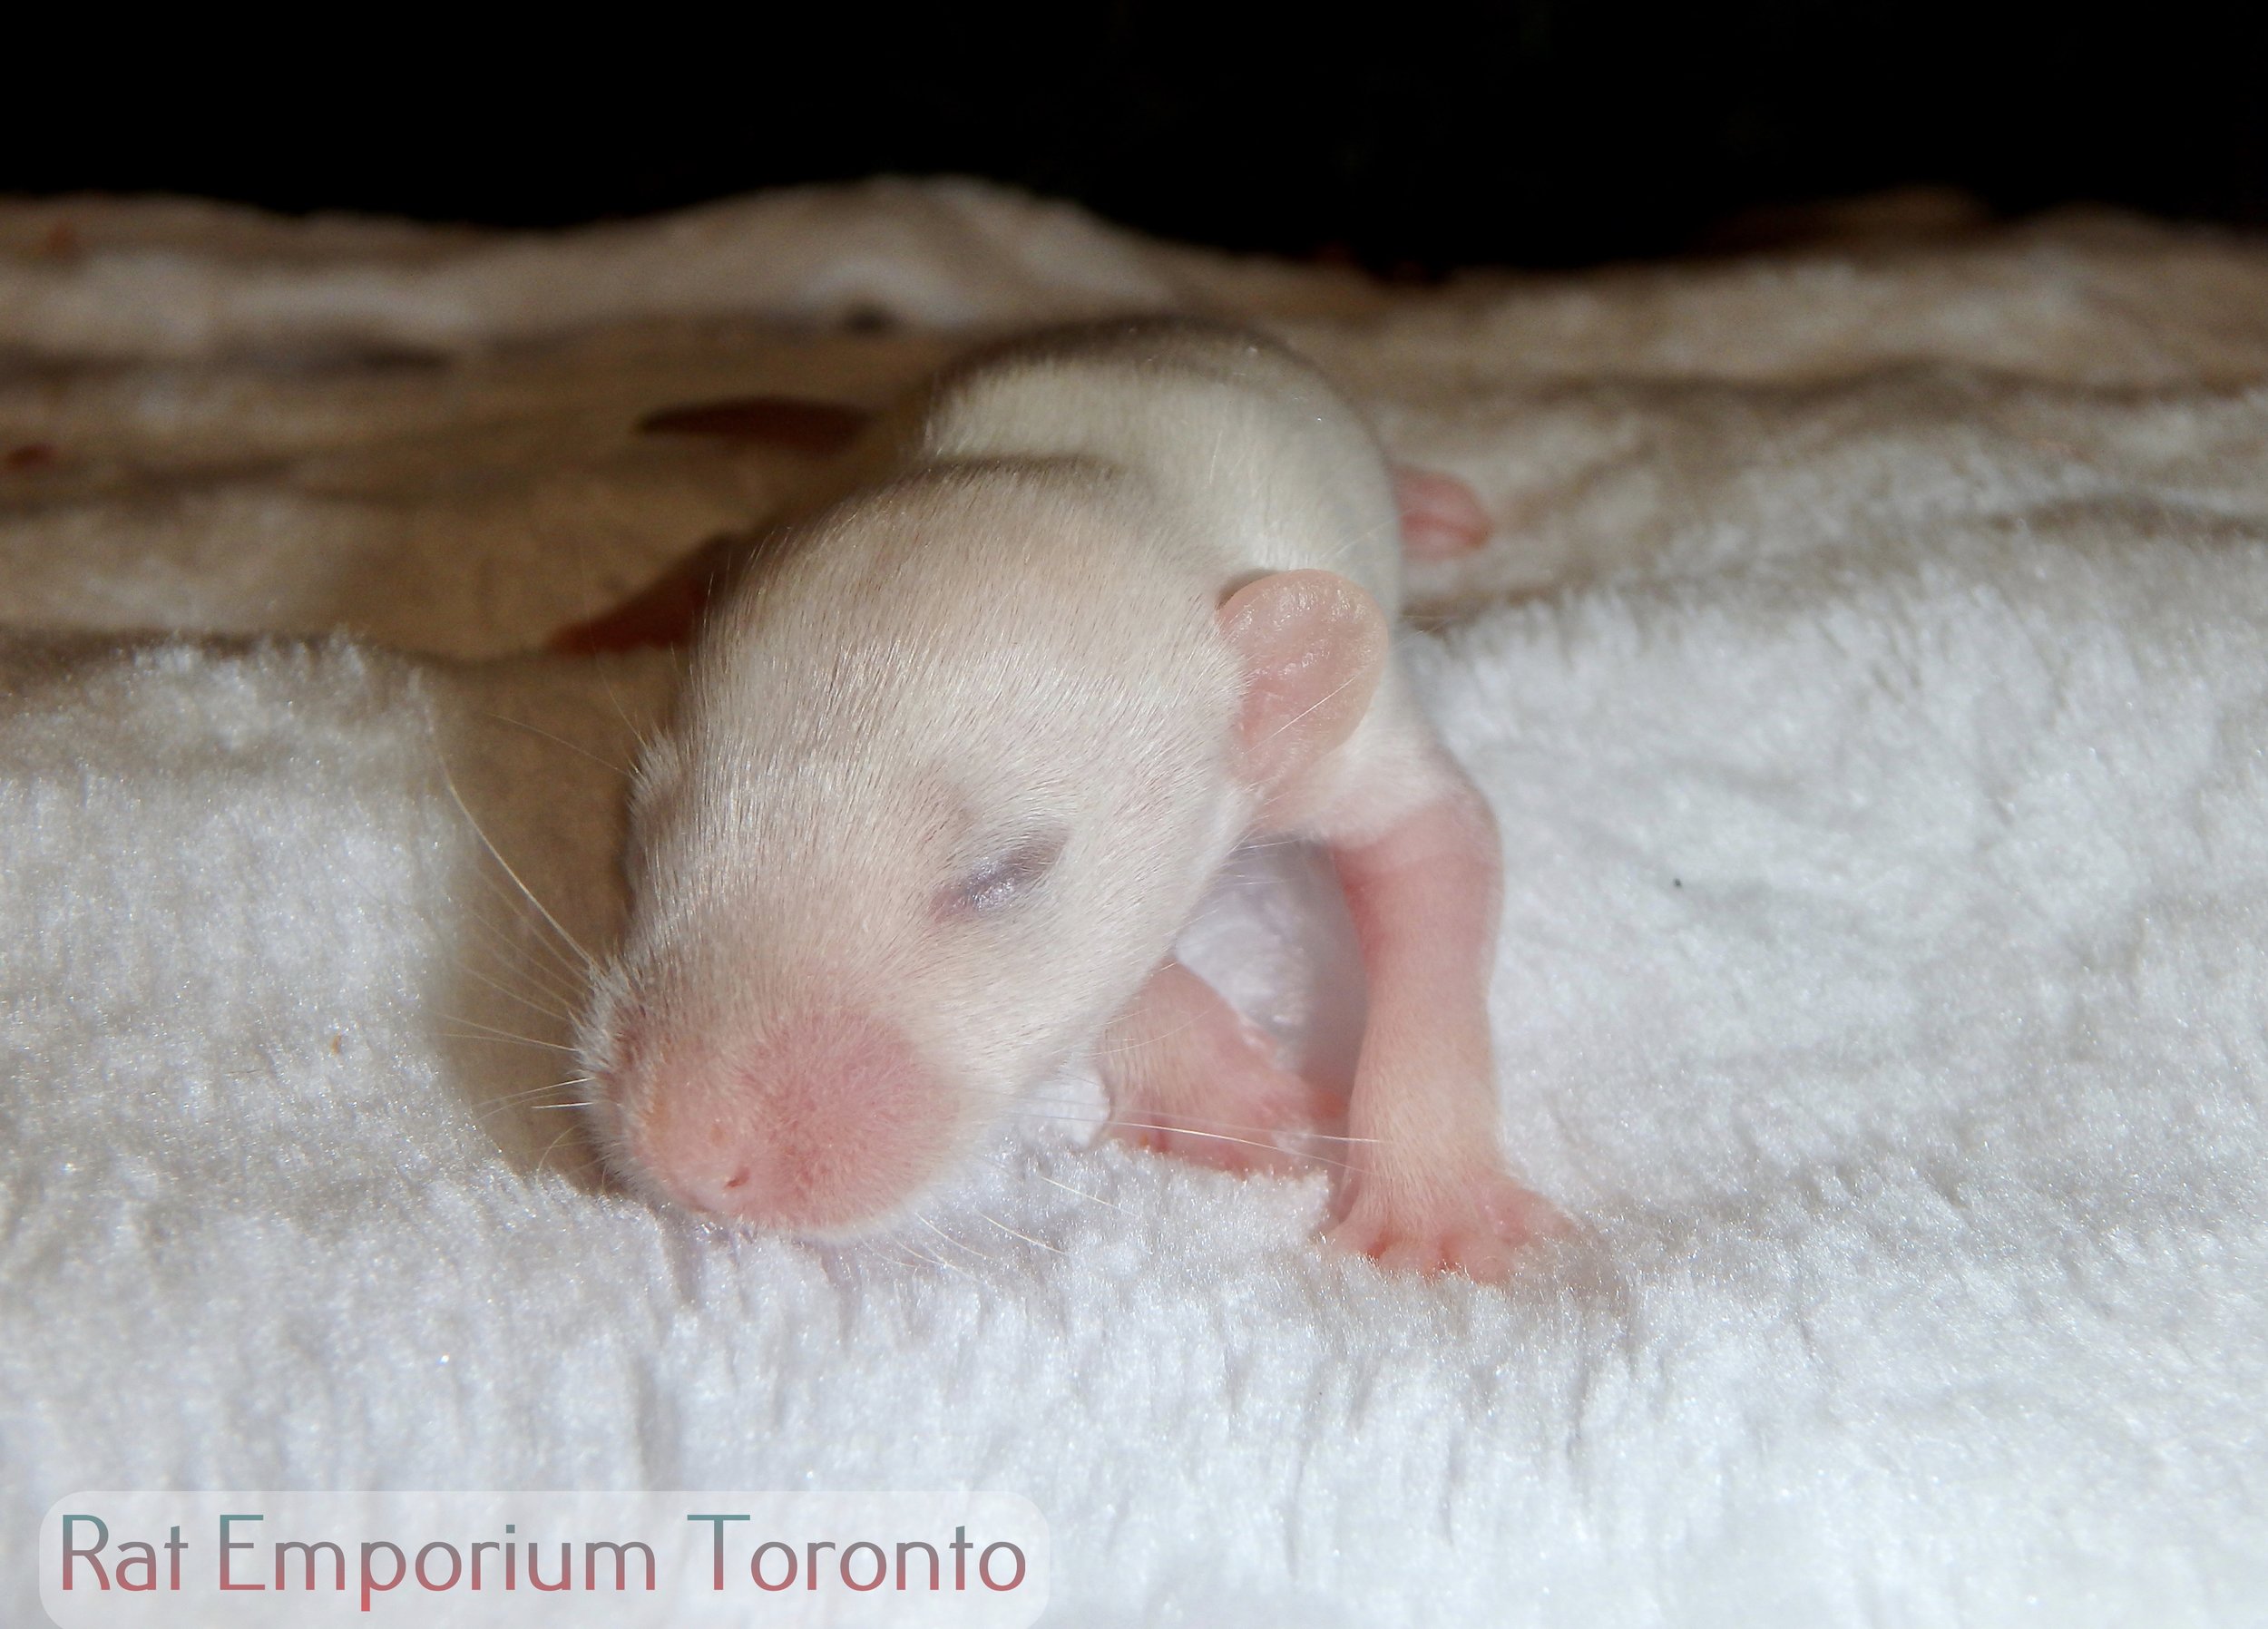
[581,467,1387,1236]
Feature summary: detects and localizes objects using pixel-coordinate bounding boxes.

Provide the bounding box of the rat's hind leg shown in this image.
[1320,753,1565,1282]
[1098,959,1336,1176]
[1391,465,1493,561]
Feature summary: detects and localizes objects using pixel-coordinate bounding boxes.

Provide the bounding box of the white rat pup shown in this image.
[575,318,1559,1280]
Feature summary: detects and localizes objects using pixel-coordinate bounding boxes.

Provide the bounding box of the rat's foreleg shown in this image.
[1325,763,1561,1281]
[1098,959,1334,1175]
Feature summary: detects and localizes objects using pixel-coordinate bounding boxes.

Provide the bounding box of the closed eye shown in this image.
[938,826,1066,919]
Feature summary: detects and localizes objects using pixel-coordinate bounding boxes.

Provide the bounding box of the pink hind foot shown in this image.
[1329,1161,1568,1283]
[1392,465,1494,561]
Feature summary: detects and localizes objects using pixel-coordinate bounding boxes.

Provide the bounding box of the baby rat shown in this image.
[574,317,1559,1280]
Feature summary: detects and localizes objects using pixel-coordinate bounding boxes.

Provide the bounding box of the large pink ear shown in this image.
[1217,570,1389,791]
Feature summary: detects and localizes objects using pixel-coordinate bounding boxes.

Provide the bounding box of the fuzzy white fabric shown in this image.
[5,180,2268,1626]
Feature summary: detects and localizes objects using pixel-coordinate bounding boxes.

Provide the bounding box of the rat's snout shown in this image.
[624,1010,953,1234]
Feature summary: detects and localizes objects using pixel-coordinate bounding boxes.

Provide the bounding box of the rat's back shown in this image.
[906,318,1407,614]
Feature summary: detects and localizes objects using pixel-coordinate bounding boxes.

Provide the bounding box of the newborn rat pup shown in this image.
[572,317,1559,1280]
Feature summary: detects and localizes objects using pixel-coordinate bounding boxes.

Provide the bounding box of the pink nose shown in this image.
[630,1012,949,1232]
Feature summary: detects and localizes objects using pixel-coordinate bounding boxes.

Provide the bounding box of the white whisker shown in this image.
[917,1215,996,1263]
[427,730,596,972]
[982,1213,1063,1253]
[456,959,576,1026]
[442,1016,582,1054]
[481,711,631,777]
[1105,1118,1360,1171]
[1029,1167,1122,1211]
[461,904,590,1013]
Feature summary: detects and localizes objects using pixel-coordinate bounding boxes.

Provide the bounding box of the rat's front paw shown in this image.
[1329,1163,1567,1283]
[1114,1063,1337,1177]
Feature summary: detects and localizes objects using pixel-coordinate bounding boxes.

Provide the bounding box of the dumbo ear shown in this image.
[1217,570,1389,791]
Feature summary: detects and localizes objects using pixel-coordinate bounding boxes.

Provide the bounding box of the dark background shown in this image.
[8,3,2265,271]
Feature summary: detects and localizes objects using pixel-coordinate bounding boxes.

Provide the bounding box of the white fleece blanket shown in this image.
[5,179,2268,1626]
